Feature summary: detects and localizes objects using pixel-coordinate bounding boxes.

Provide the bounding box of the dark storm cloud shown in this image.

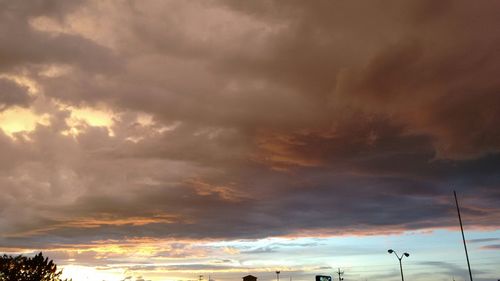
[0,78,32,110]
[220,0,500,158]
[0,0,118,76]
[0,0,499,252]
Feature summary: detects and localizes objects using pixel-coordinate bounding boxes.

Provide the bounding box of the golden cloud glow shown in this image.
[4,215,183,238]
[66,215,179,228]
[61,105,116,136]
[186,179,248,202]
[137,113,154,126]
[0,106,50,137]
[254,132,322,171]
[69,106,114,127]
[61,265,123,281]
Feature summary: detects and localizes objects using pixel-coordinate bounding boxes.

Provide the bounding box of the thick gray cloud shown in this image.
[0,78,32,110]
[0,0,499,258]
[0,0,117,74]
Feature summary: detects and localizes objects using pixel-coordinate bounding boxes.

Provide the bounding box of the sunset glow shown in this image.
[1,1,499,281]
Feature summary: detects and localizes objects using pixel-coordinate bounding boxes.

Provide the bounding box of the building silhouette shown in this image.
[243,275,258,281]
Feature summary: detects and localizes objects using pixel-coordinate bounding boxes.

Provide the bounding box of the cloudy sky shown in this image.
[0,0,499,281]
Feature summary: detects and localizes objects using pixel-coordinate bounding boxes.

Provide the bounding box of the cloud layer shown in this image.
[0,0,499,268]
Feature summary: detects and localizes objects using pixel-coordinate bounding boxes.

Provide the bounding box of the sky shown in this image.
[0,0,499,281]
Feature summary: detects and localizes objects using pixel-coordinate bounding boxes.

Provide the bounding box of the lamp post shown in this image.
[276,271,280,281]
[388,249,409,281]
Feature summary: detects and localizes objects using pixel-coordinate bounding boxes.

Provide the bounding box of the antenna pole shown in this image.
[454,190,473,281]
[336,268,344,281]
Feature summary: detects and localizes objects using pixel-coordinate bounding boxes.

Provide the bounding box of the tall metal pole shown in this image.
[454,190,473,281]
[336,268,344,281]
[398,258,404,281]
[388,250,409,281]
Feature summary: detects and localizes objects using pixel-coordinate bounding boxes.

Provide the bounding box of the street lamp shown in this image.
[388,249,410,281]
[276,271,281,281]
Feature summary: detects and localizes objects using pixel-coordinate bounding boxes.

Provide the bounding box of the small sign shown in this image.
[316,275,332,281]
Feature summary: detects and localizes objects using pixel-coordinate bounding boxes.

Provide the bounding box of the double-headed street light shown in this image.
[388,249,410,281]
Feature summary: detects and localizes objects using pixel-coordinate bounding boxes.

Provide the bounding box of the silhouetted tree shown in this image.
[0,252,71,281]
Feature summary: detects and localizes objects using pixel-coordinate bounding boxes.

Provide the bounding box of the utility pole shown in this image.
[388,250,409,281]
[454,190,474,281]
[336,268,344,281]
